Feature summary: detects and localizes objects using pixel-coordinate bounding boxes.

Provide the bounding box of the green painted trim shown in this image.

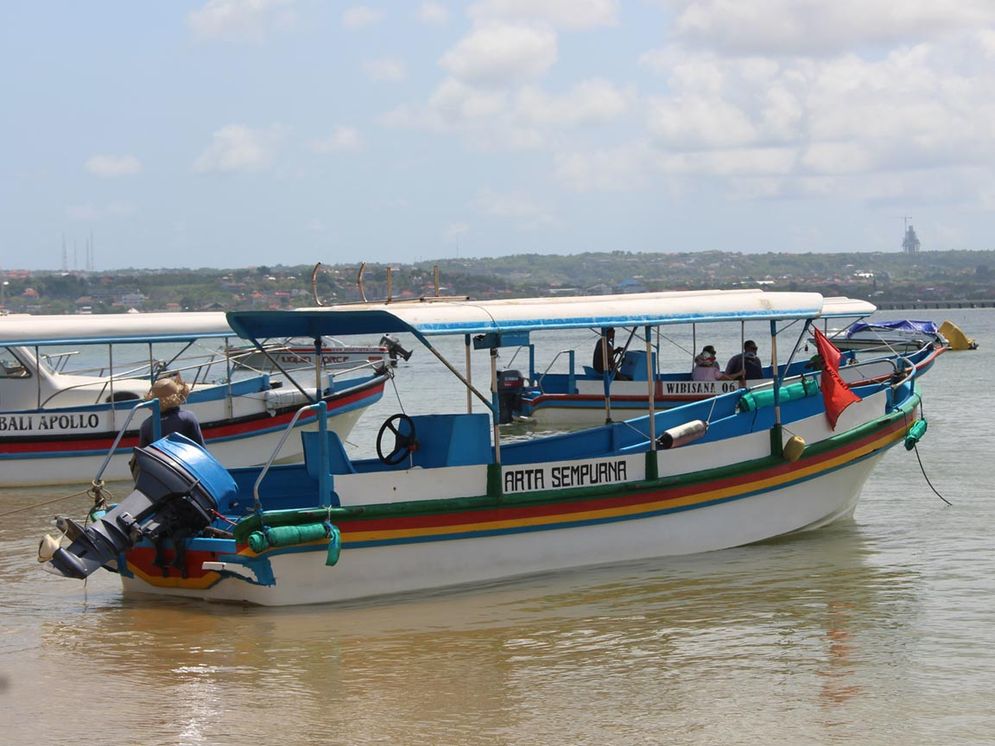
[487,462,503,499]
[645,449,658,481]
[769,424,783,458]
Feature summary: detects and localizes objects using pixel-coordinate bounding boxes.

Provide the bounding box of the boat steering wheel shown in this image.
[611,347,626,372]
[376,413,417,466]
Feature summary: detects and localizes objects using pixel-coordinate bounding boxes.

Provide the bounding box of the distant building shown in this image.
[902,224,921,256]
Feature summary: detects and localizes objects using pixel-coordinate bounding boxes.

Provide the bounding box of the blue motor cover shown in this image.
[46,434,237,580]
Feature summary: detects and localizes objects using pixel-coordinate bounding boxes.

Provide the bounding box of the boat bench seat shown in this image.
[301,430,358,476]
[408,413,491,468]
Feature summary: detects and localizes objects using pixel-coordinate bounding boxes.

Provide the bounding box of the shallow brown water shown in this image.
[2,311,994,744]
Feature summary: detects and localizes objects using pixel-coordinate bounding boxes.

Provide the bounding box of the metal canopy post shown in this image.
[645,325,656,449]
[34,345,41,409]
[770,319,780,426]
[107,343,115,429]
[465,334,473,414]
[490,347,501,464]
[313,336,323,401]
[600,328,613,424]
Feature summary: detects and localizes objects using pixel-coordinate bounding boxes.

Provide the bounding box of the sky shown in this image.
[2,0,994,271]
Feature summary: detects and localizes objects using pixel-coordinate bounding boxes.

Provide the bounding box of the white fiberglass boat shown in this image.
[0,312,388,486]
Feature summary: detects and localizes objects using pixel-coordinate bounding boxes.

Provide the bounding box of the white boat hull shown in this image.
[119,449,882,606]
[4,406,366,488]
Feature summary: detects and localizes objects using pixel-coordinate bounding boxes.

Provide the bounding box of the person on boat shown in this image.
[725,340,763,381]
[592,327,630,379]
[139,375,205,448]
[692,345,735,381]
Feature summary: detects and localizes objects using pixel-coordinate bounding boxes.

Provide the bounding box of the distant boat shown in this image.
[0,313,388,486]
[225,337,398,372]
[820,319,948,353]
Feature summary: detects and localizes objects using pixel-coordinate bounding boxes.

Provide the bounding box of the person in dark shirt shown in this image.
[725,339,764,381]
[592,327,617,374]
[139,375,205,447]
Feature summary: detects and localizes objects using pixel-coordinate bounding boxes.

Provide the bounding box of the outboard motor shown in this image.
[498,369,526,424]
[44,434,237,580]
[379,334,413,365]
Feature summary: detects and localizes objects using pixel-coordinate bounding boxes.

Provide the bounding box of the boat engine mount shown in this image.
[44,434,237,580]
[498,369,526,424]
[379,334,413,364]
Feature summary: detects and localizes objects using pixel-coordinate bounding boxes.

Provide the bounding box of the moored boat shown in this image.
[820,319,948,353]
[495,298,942,427]
[0,312,388,486]
[226,334,412,372]
[41,289,928,606]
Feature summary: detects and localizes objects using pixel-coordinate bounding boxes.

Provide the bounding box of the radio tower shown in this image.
[901,216,920,256]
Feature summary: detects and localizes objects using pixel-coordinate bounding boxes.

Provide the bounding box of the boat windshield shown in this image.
[1,346,32,378]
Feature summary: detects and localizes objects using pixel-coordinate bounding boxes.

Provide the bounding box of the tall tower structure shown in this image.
[901,217,920,256]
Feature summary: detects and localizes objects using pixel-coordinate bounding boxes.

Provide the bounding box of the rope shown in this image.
[0,486,95,518]
[913,444,952,506]
[388,366,406,414]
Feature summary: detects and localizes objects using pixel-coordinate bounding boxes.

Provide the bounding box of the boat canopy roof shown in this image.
[0,312,233,347]
[227,289,873,340]
[820,296,878,319]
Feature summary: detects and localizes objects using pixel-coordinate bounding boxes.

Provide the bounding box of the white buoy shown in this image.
[657,420,708,449]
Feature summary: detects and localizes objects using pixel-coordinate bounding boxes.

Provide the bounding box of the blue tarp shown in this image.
[846,320,939,338]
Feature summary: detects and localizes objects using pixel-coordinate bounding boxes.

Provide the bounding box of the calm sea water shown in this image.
[2,310,993,745]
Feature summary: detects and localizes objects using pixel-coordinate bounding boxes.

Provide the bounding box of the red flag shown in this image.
[812,327,861,429]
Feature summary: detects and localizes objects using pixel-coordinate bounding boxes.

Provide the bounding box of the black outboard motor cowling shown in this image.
[379,334,413,364]
[46,434,238,580]
[498,369,526,424]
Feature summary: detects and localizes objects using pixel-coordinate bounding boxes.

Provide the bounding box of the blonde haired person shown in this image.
[139,375,205,448]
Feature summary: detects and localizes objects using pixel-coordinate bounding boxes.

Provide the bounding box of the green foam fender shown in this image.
[325,525,341,567]
[248,523,330,552]
[740,378,819,412]
[904,418,927,450]
[248,530,268,553]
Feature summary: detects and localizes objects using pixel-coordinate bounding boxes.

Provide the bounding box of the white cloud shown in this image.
[646,95,757,149]
[66,201,135,221]
[470,0,618,29]
[364,57,407,82]
[342,5,385,30]
[188,0,296,42]
[383,79,545,150]
[85,154,142,177]
[516,79,632,127]
[384,77,630,151]
[418,2,449,25]
[440,23,557,86]
[193,125,282,173]
[310,126,363,153]
[555,144,660,192]
[473,188,556,228]
[667,0,995,57]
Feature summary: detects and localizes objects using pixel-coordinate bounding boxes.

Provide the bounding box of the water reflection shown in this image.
[20,523,920,743]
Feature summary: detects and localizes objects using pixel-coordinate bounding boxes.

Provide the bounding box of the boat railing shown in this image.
[536,349,576,392]
[92,398,161,484]
[252,401,328,512]
[40,350,81,372]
